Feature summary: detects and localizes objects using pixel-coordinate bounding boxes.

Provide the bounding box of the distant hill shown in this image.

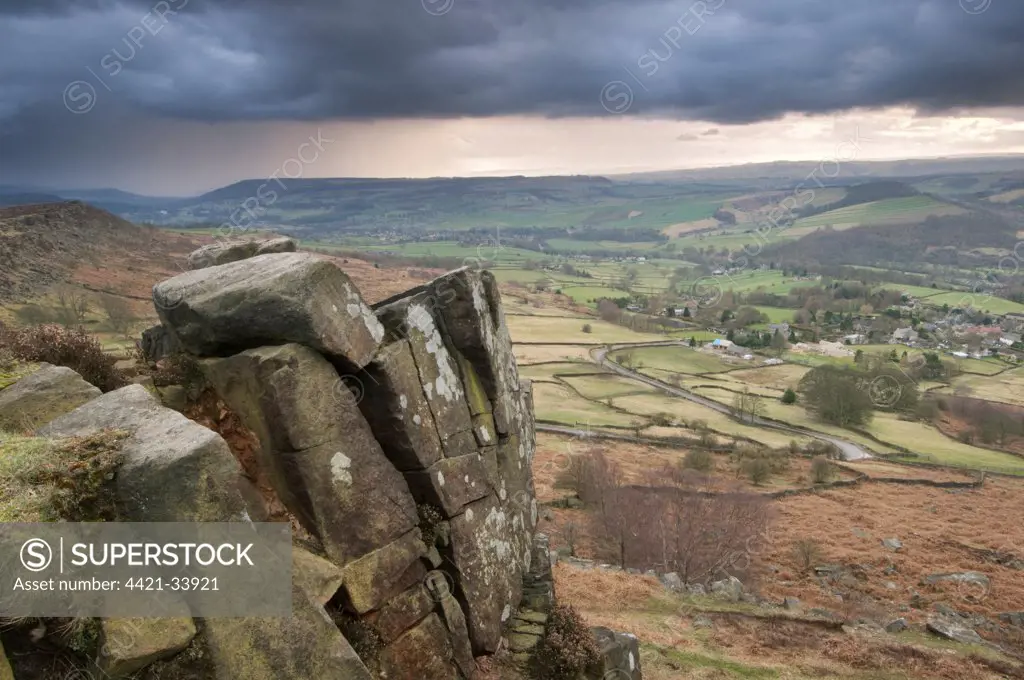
[795,181,919,218]
[112,175,627,234]
[615,154,1024,184]
[0,192,65,207]
[0,201,201,305]
[0,186,181,216]
[763,211,1017,269]
[54,188,182,214]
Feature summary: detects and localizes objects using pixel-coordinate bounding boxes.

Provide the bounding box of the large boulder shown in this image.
[923,572,990,588]
[187,237,297,270]
[39,384,247,522]
[202,588,373,680]
[587,627,642,680]
[0,363,100,430]
[711,576,744,602]
[154,253,384,368]
[374,268,522,437]
[97,617,196,677]
[926,617,983,645]
[139,324,180,363]
[448,494,527,653]
[1000,612,1024,627]
[202,343,417,565]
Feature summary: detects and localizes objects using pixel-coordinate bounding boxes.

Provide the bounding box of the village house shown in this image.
[726,344,753,359]
[892,327,919,344]
[1000,332,1022,347]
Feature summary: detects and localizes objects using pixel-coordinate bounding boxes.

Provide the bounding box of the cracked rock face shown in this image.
[201,343,417,565]
[135,257,540,679]
[375,297,476,456]
[448,494,526,653]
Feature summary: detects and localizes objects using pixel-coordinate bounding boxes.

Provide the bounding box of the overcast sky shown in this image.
[1,0,1023,195]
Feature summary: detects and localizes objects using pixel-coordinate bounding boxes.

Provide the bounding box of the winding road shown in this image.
[587,342,872,461]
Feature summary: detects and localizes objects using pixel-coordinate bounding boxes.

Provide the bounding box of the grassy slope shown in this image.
[507,316,664,344]
[792,195,964,229]
[620,346,740,374]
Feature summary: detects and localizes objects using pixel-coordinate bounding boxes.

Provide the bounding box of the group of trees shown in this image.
[596,299,690,335]
[935,396,1024,448]
[13,285,136,337]
[732,388,765,423]
[798,361,920,427]
[726,328,789,353]
[741,283,905,322]
[569,450,773,583]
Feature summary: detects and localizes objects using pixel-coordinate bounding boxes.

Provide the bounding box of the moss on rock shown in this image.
[0,429,128,522]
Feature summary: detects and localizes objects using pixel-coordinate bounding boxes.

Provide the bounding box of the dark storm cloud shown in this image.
[1,0,1023,125]
[1,0,1023,188]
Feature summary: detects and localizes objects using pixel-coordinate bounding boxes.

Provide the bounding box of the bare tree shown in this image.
[597,299,622,324]
[581,451,773,583]
[770,330,788,356]
[99,294,135,337]
[748,392,765,421]
[732,388,764,423]
[55,285,91,326]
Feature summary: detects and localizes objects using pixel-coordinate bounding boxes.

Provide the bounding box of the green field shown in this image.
[320,239,552,263]
[612,393,802,449]
[507,316,664,344]
[517,362,600,381]
[932,368,1024,407]
[562,373,658,400]
[513,344,597,364]
[869,413,1024,474]
[690,382,782,401]
[666,330,724,343]
[703,270,823,294]
[916,290,1024,315]
[854,345,1009,376]
[489,268,554,284]
[531,381,640,427]
[556,285,629,306]
[543,239,664,253]
[753,306,799,324]
[615,346,740,375]
[791,196,964,229]
[717,364,811,391]
[781,350,855,368]
[690,388,899,454]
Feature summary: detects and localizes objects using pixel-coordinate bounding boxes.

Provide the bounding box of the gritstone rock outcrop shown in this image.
[155,252,536,677]
[0,247,640,679]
